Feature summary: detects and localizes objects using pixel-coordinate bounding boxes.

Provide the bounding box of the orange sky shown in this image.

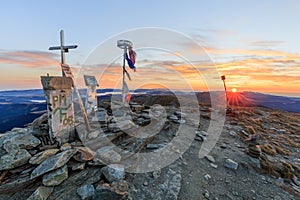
[0,44,299,96]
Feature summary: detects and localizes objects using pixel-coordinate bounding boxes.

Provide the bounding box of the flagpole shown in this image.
[123,47,126,85]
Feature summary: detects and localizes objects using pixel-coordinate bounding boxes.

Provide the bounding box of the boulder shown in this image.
[42,165,68,186]
[27,186,53,200]
[77,184,95,200]
[0,149,32,170]
[31,149,77,179]
[101,164,125,183]
[29,149,60,165]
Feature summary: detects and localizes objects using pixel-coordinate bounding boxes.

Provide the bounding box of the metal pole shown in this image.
[123,47,126,83]
[60,30,66,77]
[222,79,227,93]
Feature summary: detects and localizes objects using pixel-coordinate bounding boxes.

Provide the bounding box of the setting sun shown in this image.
[232,88,237,93]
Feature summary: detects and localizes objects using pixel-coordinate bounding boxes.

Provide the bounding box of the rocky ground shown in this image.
[0,101,299,200]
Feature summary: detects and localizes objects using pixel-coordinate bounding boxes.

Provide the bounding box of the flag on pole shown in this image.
[129,49,136,64]
[125,53,136,71]
[122,81,131,104]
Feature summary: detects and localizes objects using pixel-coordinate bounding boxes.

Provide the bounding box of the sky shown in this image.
[0,0,299,97]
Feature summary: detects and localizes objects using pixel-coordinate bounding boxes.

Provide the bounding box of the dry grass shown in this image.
[280,136,300,148]
[260,144,277,156]
[273,144,290,156]
[245,125,257,135]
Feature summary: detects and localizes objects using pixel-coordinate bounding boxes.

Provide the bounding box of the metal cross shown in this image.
[49,30,77,76]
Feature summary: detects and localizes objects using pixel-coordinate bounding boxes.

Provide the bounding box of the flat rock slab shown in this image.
[4,132,41,150]
[0,149,32,170]
[47,167,102,200]
[29,149,60,165]
[27,186,53,200]
[31,149,76,179]
[43,165,68,186]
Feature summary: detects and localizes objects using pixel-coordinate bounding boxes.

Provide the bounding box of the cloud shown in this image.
[248,40,285,47]
[0,50,59,68]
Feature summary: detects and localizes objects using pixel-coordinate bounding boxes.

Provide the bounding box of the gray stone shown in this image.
[42,165,68,186]
[153,170,161,179]
[224,159,238,170]
[4,132,41,150]
[27,186,53,200]
[140,112,151,119]
[94,146,121,164]
[77,184,95,200]
[276,129,286,134]
[3,141,19,155]
[31,149,76,179]
[175,119,186,124]
[204,190,210,198]
[205,155,216,163]
[196,130,207,137]
[210,163,218,169]
[60,143,72,151]
[29,149,60,165]
[0,149,32,170]
[95,109,108,123]
[108,123,120,132]
[229,131,236,136]
[146,144,159,149]
[118,119,135,130]
[101,164,125,183]
[169,115,178,121]
[95,181,127,199]
[204,174,211,180]
[292,176,300,186]
[71,162,86,171]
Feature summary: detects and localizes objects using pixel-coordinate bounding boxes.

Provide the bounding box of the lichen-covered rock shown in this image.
[0,149,31,170]
[101,164,124,183]
[76,184,95,200]
[27,186,53,200]
[31,149,76,179]
[42,165,68,186]
[4,132,41,150]
[29,149,60,165]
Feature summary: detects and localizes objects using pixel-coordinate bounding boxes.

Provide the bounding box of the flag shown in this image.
[129,49,136,64]
[125,53,136,71]
[122,81,131,104]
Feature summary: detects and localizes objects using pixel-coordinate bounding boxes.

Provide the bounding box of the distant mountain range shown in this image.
[0,89,299,133]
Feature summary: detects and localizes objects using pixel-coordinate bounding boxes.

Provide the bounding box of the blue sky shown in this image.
[0,1,300,95]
